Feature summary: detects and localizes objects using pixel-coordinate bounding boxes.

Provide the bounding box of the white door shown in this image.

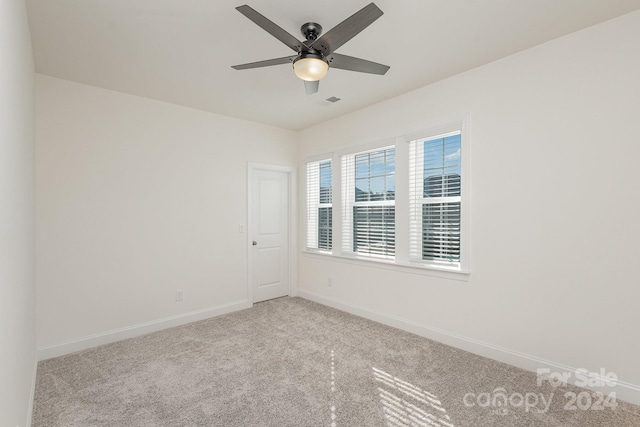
[251,168,290,303]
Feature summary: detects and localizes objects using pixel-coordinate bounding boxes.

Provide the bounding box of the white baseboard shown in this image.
[37,299,252,361]
[26,355,37,427]
[298,290,640,406]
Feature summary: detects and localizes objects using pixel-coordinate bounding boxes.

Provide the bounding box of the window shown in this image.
[306,159,332,250]
[342,146,396,258]
[303,116,468,276]
[409,131,462,268]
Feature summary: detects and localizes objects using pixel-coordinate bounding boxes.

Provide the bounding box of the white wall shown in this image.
[36,75,297,352]
[0,1,36,426]
[298,11,640,400]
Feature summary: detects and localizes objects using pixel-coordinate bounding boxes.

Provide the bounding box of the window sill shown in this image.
[301,250,470,282]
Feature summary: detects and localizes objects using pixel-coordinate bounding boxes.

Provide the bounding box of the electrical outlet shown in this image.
[175,289,184,302]
[327,278,333,287]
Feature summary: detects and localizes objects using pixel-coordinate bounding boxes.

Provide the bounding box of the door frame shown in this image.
[247,163,297,304]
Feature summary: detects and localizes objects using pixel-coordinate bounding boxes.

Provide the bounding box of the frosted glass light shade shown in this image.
[293,57,329,81]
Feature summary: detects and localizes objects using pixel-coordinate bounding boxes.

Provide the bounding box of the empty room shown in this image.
[2,0,640,426]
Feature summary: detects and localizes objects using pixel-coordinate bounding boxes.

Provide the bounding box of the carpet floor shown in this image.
[33,297,640,426]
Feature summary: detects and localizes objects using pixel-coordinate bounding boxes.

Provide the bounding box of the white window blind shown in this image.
[409,131,461,267]
[306,159,332,250]
[342,146,396,258]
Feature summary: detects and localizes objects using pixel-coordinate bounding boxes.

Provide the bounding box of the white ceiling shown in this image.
[26,0,640,131]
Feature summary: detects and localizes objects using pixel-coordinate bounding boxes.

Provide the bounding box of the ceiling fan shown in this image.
[231,3,390,95]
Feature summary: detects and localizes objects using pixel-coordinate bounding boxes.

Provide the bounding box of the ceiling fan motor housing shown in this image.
[295,22,329,80]
[294,22,329,80]
[301,22,322,41]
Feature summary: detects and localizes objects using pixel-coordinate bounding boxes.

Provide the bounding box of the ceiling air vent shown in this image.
[315,96,342,107]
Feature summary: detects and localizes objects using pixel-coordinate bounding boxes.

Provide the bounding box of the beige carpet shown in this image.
[33,297,640,426]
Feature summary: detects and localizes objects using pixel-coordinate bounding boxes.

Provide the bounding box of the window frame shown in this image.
[317,160,333,250]
[408,128,466,272]
[304,156,333,253]
[301,115,470,279]
[343,145,397,259]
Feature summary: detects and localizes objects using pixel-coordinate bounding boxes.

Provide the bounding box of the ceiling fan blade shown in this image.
[310,3,383,56]
[236,5,303,52]
[327,53,389,75]
[232,55,297,70]
[304,80,319,95]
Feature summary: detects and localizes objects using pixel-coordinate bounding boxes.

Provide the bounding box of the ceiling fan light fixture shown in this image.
[293,56,329,81]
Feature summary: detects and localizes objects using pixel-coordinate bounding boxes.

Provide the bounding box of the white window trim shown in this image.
[301,250,469,281]
[408,128,467,272]
[407,117,470,274]
[317,161,333,250]
[304,155,333,254]
[341,143,396,260]
[300,114,470,279]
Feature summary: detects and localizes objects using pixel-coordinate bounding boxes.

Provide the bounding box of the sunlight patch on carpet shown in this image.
[373,367,454,427]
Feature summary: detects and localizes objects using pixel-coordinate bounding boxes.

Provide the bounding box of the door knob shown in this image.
[252,241,257,246]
